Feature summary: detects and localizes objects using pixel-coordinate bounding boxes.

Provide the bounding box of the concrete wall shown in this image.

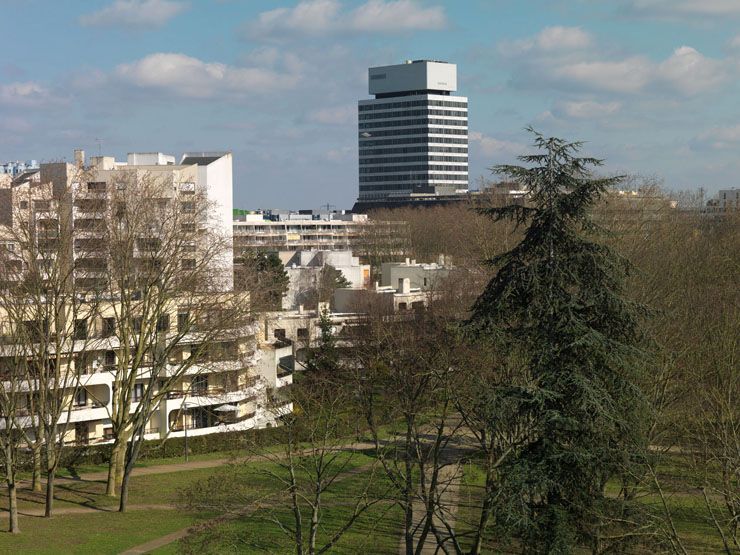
[200,154,234,291]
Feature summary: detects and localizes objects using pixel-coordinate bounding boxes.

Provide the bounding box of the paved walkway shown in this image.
[399,463,462,555]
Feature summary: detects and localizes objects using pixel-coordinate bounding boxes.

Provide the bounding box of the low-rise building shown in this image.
[706,188,739,212]
[381,257,451,291]
[280,250,371,310]
[334,278,428,313]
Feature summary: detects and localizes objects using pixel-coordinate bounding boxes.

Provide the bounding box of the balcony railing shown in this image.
[166,387,227,400]
[71,400,105,411]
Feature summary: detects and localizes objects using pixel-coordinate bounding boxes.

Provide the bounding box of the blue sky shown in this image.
[2,0,739,209]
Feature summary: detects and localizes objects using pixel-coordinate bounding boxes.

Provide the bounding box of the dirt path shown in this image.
[53,440,377,484]
[0,503,174,519]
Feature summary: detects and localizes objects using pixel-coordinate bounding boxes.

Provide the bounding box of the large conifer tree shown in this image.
[469,130,647,552]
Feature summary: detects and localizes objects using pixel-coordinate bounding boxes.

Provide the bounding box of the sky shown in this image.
[1,0,740,209]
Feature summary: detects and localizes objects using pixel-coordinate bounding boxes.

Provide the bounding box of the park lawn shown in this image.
[454,459,729,554]
[3,459,290,514]
[164,452,404,554]
[0,508,205,555]
[55,448,246,478]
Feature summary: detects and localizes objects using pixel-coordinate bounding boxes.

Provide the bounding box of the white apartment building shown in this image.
[233,212,368,252]
[0,150,290,445]
[79,151,234,290]
[279,250,371,310]
[358,60,469,202]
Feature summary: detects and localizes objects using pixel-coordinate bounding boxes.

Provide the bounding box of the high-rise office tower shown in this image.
[357,60,468,203]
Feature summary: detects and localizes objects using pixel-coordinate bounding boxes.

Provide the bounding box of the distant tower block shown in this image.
[357,60,469,202]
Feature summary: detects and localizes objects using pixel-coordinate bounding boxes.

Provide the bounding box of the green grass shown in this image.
[1,437,727,554]
[452,457,730,554]
[167,452,404,554]
[0,509,203,554]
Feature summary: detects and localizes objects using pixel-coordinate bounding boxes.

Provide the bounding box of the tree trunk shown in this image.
[115,440,126,489]
[119,428,146,513]
[309,502,319,555]
[45,469,55,517]
[44,448,57,517]
[106,437,125,496]
[31,445,42,493]
[118,465,131,513]
[7,479,19,534]
[471,454,496,555]
[404,418,414,555]
[5,447,19,534]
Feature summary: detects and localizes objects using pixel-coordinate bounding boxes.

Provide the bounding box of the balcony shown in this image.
[71,400,106,411]
[166,386,226,400]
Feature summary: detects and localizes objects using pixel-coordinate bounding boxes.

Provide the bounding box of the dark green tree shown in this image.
[235,250,289,311]
[305,308,340,375]
[468,130,647,552]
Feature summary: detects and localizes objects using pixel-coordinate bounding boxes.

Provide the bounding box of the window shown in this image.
[180,201,195,213]
[156,314,170,332]
[19,201,28,209]
[192,375,208,395]
[274,328,286,340]
[74,353,90,375]
[133,383,144,402]
[102,317,116,338]
[182,259,196,270]
[103,427,114,440]
[177,312,190,333]
[104,350,116,368]
[297,328,309,340]
[74,319,88,340]
[74,388,87,407]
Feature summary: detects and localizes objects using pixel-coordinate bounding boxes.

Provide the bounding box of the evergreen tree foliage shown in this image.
[235,250,289,311]
[468,129,647,552]
[305,308,340,375]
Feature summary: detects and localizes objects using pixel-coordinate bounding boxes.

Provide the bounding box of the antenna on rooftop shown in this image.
[94,138,103,156]
[321,203,336,212]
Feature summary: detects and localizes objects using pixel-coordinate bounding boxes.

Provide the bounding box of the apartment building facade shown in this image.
[0,150,290,445]
[233,212,368,252]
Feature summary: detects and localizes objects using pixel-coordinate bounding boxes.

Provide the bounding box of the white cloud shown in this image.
[622,0,740,17]
[115,52,302,98]
[469,131,527,159]
[0,81,59,107]
[306,104,356,125]
[656,46,727,95]
[247,0,446,38]
[554,100,622,119]
[504,28,732,97]
[349,0,446,32]
[730,35,740,49]
[80,0,188,29]
[694,123,740,149]
[501,26,592,55]
[553,57,653,94]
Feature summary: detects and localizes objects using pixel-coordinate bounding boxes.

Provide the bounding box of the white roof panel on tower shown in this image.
[368,60,457,95]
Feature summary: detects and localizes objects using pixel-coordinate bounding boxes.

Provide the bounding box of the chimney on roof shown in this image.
[74,149,85,168]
